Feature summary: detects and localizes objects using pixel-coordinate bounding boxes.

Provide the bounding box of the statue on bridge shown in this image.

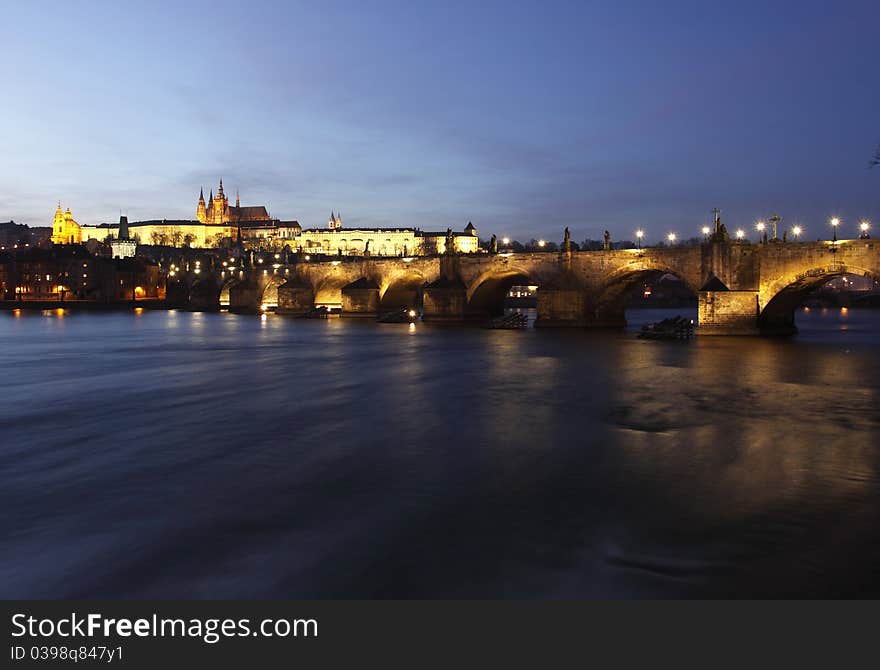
[711,208,730,243]
[364,240,371,257]
[562,227,571,252]
[603,230,611,251]
[489,234,498,254]
[445,228,455,255]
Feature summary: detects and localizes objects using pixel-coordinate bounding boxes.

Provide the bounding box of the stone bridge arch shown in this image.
[378,267,431,311]
[755,241,880,334]
[219,276,240,308]
[591,259,701,328]
[260,273,289,308]
[759,262,880,334]
[465,265,552,317]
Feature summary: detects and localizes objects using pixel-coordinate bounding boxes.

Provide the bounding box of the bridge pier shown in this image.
[534,288,588,327]
[277,280,315,315]
[697,290,760,335]
[229,280,262,314]
[341,279,380,317]
[422,278,469,322]
[165,278,189,308]
[188,279,221,311]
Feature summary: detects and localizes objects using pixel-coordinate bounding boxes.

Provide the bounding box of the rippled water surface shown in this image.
[2,307,879,598]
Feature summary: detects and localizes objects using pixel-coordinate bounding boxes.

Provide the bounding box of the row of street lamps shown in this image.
[498,217,872,250]
[637,217,870,247]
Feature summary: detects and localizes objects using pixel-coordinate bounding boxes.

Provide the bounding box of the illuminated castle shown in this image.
[51,202,82,244]
[196,178,270,224]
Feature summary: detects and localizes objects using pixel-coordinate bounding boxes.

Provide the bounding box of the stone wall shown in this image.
[698,290,759,335]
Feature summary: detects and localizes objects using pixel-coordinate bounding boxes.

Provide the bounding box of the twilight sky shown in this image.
[1,0,878,243]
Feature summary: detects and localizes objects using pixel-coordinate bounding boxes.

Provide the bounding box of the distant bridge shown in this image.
[165,238,880,334]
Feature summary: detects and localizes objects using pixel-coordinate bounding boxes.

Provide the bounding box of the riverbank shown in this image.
[0,299,165,311]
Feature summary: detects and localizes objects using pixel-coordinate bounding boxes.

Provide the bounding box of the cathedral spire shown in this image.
[236,190,240,208]
[197,187,207,222]
[218,178,224,198]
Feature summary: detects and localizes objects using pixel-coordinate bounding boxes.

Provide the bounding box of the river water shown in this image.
[1,307,879,598]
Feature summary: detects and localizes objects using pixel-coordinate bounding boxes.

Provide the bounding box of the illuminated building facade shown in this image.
[51,203,82,244]
[196,179,271,225]
[298,218,479,256]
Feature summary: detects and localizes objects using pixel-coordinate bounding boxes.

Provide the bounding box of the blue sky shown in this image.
[1,0,878,243]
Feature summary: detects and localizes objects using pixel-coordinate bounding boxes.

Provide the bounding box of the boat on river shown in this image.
[638,315,694,339]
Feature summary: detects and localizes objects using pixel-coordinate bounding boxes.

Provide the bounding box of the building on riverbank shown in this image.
[0,246,161,302]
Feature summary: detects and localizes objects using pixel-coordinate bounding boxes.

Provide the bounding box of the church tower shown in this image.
[51,202,82,244]
[197,188,207,222]
[203,179,231,223]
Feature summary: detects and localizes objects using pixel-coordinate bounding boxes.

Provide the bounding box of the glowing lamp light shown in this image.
[830,217,840,227]
[860,221,870,232]
[735,229,745,239]
[792,225,802,238]
[408,310,416,318]
[538,240,546,248]
[502,237,510,246]
[667,233,676,243]
[636,230,644,239]
[701,226,710,236]
[756,221,766,232]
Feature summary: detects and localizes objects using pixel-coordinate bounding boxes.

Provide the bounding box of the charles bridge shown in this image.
[165,237,880,335]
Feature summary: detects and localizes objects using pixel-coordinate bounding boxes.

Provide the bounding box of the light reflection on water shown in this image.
[0,307,878,598]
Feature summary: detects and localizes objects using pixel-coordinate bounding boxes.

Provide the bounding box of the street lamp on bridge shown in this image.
[701,226,710,241]
[830,217,840,242]
[860,221,871,239]
[667,232,676,245]
[636,230,644,249]
[791,225,802,240]
[735,229,745,240]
